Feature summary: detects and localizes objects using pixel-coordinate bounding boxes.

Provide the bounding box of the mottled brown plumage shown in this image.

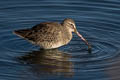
[14,18,91,52]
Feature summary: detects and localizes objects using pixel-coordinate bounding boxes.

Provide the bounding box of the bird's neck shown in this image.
[61,24,73,45]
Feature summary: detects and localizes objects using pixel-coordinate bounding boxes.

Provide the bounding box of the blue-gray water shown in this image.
[0,0,120,80]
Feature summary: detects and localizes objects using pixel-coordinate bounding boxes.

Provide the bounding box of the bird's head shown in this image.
[62,18,92,53]
[62,18,76,32]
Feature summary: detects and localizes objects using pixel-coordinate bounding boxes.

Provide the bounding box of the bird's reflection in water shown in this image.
[18,49,74,77]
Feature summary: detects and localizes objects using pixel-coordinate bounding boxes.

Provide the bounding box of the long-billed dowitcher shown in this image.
[14,18,91,52]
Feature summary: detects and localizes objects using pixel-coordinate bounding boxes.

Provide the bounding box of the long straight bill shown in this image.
[76,31,92,53]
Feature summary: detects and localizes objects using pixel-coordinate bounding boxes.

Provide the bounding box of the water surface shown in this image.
[0,0,120,80]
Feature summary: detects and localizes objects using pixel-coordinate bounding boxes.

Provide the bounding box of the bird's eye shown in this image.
[70,24,74,29]
[70,24,73,26]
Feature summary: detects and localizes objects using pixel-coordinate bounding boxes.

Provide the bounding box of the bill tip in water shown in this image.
[88,48,92,53]
[88,45,92,53]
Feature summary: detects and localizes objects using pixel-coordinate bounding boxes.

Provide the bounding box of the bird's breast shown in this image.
[61,31,73,45]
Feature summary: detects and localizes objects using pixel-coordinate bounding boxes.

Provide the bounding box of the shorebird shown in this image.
[14,18,91,52]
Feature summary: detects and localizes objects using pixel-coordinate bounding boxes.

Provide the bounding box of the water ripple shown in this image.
[0,0,120,80]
